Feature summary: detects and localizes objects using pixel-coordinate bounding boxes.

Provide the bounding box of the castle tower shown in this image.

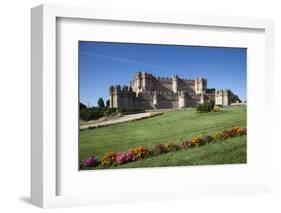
[121,86,129,109]
[178,90,186,108]
[142,72,154,92]
[195,78,207,95]
[215,89,231,106]
[172,75,178,93]
[109,85,115,108]
[135,72,142,96]
[109,85,121,108]
[142,72,147,91]
[153,91,158,109]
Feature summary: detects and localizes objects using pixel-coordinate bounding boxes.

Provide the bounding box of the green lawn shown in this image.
[79,106,246,168]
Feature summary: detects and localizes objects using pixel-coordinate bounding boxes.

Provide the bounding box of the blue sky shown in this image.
[79,41,246,106]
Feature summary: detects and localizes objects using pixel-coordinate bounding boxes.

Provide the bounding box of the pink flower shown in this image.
[126,150,136,162]
[82,156,99,167]
[180,141,194,149]
[115,151,128,165]
[204,135,213,143]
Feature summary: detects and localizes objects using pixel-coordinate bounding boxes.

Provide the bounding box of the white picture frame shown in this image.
[31,4,274,208]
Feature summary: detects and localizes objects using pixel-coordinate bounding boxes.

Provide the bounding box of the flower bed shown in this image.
[80,126,247,169]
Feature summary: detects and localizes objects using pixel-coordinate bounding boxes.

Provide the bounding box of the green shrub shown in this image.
[80,108,92,121]
[196,100,215,113]
[80,107,118,121]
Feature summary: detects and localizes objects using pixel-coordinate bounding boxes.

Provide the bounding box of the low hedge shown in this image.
[80,107,119,121]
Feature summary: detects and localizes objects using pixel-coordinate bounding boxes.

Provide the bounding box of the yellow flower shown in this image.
[101,152,116,167]
[191,136,203,144]
[215,132,225,140]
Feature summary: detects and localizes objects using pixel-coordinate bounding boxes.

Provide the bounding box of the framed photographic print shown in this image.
[78,41,247,170]
[31,4,274,208]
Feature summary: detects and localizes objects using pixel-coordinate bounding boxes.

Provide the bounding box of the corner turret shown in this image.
[215,89,231,106]
[178,90,186,108]
[195,77,207,95]
[172,75,178,93]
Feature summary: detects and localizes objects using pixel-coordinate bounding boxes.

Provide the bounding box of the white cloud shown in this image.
[80,51,174,71]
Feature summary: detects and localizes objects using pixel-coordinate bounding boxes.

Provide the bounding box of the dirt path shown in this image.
[80,112,159,129]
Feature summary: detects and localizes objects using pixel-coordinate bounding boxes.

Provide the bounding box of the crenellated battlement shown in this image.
[156,77,173,81]
[215,89,230,94]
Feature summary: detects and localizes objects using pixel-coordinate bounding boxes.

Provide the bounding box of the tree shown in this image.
[206,88,216,93]
[106,99,110,107]
[229,91,241,103]
[79,102,87,110]
[231,95,241,103]
[97,97,105,108]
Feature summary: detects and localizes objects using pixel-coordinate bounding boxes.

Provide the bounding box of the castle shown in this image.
[109,72,231,110]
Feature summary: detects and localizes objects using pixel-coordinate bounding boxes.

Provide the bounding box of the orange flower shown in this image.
[101,152,117,167]
[131,146,149,159]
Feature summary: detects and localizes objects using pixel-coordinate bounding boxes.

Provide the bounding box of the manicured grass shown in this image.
[79,106,247,167]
